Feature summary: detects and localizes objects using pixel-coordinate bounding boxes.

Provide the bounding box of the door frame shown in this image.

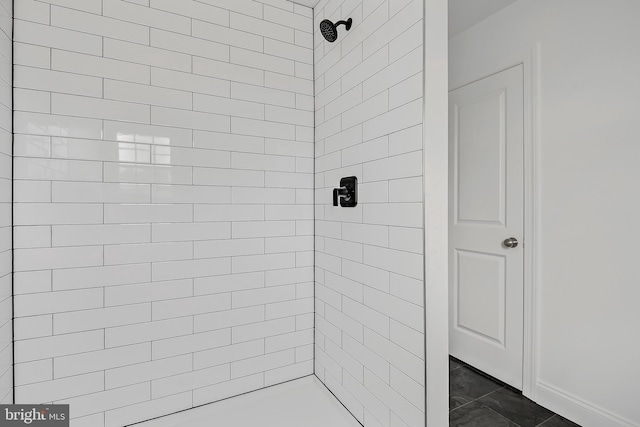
[451,44,541,401]
[423,36,543,425]
[449,46,541,400]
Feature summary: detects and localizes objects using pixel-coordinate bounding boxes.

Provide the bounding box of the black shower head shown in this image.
[319,18,352,43]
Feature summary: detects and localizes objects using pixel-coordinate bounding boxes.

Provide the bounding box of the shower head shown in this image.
[319,18,352,43]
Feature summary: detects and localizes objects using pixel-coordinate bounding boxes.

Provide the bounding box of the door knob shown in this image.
[503,237,518,248]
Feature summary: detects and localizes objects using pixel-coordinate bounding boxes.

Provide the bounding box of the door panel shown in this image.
[455,250,506,345]
[449,65,524,390]
[456,90,506,225]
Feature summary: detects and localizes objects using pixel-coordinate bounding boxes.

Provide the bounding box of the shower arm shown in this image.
[335,19,353,31]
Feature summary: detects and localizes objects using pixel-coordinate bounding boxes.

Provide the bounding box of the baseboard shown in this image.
[535,381,638,427]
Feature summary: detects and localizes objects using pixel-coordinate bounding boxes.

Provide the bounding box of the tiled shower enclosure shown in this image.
[6,0,426,426]
[313,0,425,425]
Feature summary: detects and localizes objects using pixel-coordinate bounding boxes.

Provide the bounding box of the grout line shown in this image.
[314,372,364,427]
[10,0,15,405]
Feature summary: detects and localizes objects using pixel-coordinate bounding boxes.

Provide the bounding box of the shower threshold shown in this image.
[134,376,361,427]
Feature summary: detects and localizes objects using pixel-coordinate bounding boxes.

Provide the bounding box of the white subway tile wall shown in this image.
[13,0,314,425]
[313,0,425,426]
[0,0,11,406]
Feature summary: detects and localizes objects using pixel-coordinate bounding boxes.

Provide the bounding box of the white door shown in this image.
[449,65,524,389]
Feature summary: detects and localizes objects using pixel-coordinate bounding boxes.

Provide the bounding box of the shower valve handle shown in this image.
[333,177,358,207]
[333,187,349,206]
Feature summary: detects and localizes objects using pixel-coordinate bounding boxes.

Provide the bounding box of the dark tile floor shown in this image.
[449,357,581,427]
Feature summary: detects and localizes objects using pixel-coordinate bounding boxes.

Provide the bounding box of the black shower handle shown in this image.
[333,187,349,206]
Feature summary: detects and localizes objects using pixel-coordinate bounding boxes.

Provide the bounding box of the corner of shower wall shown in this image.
[313,0,426,426]
[0,0,13,406]
[11,0,314,424]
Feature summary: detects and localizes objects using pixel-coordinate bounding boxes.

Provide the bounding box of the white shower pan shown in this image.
[136,376,360,427]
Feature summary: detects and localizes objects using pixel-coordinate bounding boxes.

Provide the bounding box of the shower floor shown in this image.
[126,360,583,427]
[135,375,360,427]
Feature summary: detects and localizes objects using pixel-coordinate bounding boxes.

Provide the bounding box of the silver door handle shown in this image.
[503,237,518,248]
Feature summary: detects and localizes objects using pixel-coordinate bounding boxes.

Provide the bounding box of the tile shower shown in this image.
[6,0,426,426]
[313,0,425,425]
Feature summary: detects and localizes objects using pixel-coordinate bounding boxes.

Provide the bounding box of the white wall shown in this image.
[423,0,449,425]
[313,0,425,426]
[12,0,315,425]
[450,1,640,425]
[0,0,12,405]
